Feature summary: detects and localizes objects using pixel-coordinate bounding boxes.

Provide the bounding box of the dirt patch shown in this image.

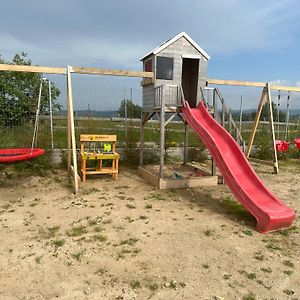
[0,161,299,299]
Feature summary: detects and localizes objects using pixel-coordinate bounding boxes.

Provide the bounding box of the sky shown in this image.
[1,0,300,110]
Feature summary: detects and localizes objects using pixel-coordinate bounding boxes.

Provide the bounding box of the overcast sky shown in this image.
[1,0,300,109]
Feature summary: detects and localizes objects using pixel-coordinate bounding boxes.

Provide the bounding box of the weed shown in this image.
[67,225,87,237]
[139,215,148,220]
[242,292,256,300]
[260,267,272,273]
[52,239,65,248]
[277,226,299,236]
[35,256,42,264]
[283,260,294,268]
[94,226,104,232]
[283,270,293,276]
[125,203,136,209]
[95,267,107,275]
[265,242,281,251]
[124,216,134,223]
[283,289,294,296]
[71,250,85,261]
[147,282,159,291]
[239,270,256,280]
[254,252,264,261]
[130,280,141,289]
[120,238,139,246]
[242,229,253,236]
[38,226,60,239]
[204,229,214,236]
[102,219,112,224]
[223,273,231,280]
[144,204,152,209]
[93,234,107,242]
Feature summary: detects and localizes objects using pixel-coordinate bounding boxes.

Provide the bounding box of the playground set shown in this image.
[0,32,298,233]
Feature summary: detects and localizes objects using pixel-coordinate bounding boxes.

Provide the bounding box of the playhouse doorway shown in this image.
[181,58,199,108]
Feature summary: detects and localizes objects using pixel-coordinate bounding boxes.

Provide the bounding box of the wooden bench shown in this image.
[80,134,119,182]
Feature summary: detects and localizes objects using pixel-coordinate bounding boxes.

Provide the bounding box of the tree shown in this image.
[118,99,141,119]
[0,52,61,126]
[260,101,286,122]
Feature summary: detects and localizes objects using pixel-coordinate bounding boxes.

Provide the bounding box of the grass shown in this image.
[67,225,88,237]
[35,256,42,264]
[239,270,256,280]
[283,260,294,268]
[38,226,60,239]
[130,280,141,289]
[93,234,107,242]
[242,292,256,300]
[120,238,139,246]
[52,239,65,248]
[204,229,214,236]
[71,250,85,261]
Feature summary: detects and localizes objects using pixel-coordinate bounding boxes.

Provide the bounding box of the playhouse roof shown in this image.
[140,32,210,61]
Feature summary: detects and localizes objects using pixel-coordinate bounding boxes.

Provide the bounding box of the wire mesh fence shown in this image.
[1,75,300,163]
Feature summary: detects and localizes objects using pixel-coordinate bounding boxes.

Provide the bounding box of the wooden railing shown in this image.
[204,87,246,151]
[154,84,184,108]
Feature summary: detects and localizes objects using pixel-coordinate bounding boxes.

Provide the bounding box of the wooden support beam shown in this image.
[248,157,277,167]
[67,66,79,193]
[207,78,300,92]
[266,84,279,174]
[72,66,153,78]
[246,88,267,158]
[0,63,66,74]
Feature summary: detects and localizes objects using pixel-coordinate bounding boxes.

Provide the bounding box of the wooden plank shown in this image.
[248,157,276,167]
[72,66,153,78]
[80,134,117,142]
[67,66,79,194]
[138,167,159,187]
[0,63,66,74]
[141,77,155,86]
[159,176,218,189]
[207,78,300,92]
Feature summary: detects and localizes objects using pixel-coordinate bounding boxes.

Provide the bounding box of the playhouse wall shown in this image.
[142,36,208,111]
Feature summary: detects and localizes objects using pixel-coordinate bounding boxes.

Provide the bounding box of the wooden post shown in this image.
[211,89,217,176]
[159,86,165,179]
[67,66,79,193]
[139,112,146,167]
[184,121,188,165]
[246,88,267,158]
[266,84,279,174]
[67,71,72,172]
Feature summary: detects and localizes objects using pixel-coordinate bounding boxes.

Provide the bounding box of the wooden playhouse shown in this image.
[138,32,218,189]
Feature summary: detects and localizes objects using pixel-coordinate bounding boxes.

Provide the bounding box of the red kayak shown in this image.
[0,148,45,163]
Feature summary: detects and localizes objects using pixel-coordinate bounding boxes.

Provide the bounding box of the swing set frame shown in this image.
[1,63,300,192]
[207,79,300,174]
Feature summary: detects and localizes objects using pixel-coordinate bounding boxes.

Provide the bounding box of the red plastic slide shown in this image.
[182,101,295,233]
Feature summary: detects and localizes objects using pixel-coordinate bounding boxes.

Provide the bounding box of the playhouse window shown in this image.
[144,59,152,72]
[156,56,173,80]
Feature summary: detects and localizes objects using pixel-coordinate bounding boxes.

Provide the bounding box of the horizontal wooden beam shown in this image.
[207,78,266,88]
[207,78,300,92]
[0,63,66,75]
[71,66,153,78]
[248,157,276,167]
[0,63,154,78]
